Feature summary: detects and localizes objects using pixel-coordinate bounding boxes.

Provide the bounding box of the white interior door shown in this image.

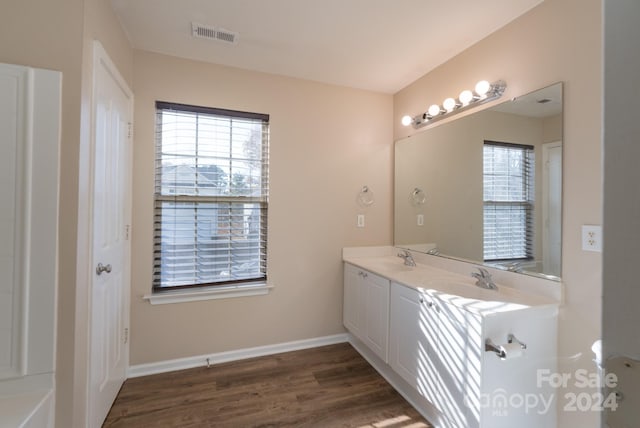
[88,42,132,427]
[542,141,562,277]
[0,63,28,381]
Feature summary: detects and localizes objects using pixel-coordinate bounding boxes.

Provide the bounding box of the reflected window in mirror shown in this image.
[483,141,535,262]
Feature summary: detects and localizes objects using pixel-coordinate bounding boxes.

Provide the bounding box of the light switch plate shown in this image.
[357,214,365,228]
[417,214,424,226]
[582,225,602,252]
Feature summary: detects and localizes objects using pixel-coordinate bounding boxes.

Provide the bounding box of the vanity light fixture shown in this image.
[443,97,458,112]
[428,104,442,117]
[459,89,474,106]
[475,79,492,97]
[402,80,507,129]
[401,115,413,126]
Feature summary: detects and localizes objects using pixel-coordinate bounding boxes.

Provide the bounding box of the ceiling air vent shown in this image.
[191,22,239,45]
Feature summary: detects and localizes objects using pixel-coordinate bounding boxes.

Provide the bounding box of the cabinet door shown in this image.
[344,263,390,363]
[420,291,441,406]
[433,295,482,428]
[343,264,363,336]
[390,283,439,404]
[362,271,390,362]
[390,283,421,387]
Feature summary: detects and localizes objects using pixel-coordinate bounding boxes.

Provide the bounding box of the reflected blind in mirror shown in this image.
[483,141,534,261]
[153,102,269,290]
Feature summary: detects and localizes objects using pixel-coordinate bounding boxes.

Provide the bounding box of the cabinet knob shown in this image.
[419,297,424,304]
[96,262,112,275]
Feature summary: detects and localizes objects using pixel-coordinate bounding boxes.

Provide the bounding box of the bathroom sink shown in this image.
[373,259,415,272]
[426,278,493,298]
[422,278,540,309]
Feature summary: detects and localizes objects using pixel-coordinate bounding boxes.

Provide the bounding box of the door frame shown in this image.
[542,140,562,276]
[74,40,133,426]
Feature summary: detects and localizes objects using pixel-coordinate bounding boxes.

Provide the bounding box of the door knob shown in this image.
[96,263,112,275]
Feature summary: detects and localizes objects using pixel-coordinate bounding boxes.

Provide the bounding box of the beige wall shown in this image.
[130,50,393,364]
[394,0,602,426]
[543,113,563,143]
[1,1,133,426]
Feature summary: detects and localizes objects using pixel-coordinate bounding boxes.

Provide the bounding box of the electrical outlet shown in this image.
[417,214,424,226]
[582,225,602,252]
[357,214,365,228]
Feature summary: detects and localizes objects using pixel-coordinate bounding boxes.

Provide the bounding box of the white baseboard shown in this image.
[127,333,349,378]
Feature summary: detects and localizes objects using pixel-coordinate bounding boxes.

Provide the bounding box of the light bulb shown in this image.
[459,89,474,105]
[428,104,441,117]
[443,97,457,112]
[401,115,413,126]
[475,80,492,97]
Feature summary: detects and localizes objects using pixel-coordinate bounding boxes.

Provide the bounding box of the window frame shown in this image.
[152,101,269,293]
[482,140,535,262]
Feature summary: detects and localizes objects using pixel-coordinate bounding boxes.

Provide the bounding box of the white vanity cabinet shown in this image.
[343,263,390,362]
[389,281,557,428]
[390,282,480,428]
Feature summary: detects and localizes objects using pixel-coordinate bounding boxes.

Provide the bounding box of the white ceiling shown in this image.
[111,0,543,94]
[492,83,562,118]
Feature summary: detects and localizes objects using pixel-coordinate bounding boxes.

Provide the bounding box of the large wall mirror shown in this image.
[395,83,563,280]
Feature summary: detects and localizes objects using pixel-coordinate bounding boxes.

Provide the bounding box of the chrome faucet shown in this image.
[471,267,498,290]
[504,261,522,272]
[397,250,416,267]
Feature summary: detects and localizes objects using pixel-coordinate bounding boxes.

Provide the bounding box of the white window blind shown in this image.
[154,102,269,290]
[483,141,534,261]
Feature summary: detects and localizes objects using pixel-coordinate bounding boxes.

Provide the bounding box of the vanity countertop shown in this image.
[343,248,559,316]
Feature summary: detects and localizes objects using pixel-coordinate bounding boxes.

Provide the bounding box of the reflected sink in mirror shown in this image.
[372,258,416,272]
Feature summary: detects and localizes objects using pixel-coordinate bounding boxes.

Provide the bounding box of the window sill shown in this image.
[143,282,273,305]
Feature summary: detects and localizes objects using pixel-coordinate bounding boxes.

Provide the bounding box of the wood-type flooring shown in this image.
[103,342,432,427]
